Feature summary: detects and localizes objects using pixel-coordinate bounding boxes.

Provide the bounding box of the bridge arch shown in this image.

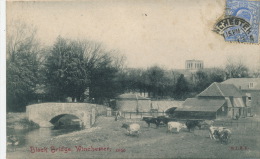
[26,103,96,128]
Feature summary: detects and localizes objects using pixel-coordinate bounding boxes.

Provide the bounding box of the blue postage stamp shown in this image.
[214,0,260,43]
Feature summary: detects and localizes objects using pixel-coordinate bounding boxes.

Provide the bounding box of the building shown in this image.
[185,60,204,71]
[222,78,260,115]
[174,98,227,119]
[174,82,249,119]
[115,93,151,112]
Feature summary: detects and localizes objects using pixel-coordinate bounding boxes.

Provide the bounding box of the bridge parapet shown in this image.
[26,103,96,128]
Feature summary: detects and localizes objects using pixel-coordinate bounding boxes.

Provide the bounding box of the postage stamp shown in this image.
[214,0,260,43]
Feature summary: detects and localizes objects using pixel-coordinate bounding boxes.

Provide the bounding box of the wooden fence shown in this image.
[109,111,260,128]
[121,111,166,119]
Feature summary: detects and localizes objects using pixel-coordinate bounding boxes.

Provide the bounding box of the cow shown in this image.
[157,116,177,125]
[142,117,160,128]
[213,128,232,144]
[200,120,214,129]
[167,122,187,133]
[185,120,203,132]
[209,126,226,140]
[121,123,141,136]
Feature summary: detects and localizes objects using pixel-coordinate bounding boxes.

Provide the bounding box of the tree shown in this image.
[175,74,190,100]
[44,37,125,103]
[44,37,88,102]
[225,57,250,78]
[82,41,125,103]
[194,70,210,92]
[7,21,41,111]
[145,66,166,98]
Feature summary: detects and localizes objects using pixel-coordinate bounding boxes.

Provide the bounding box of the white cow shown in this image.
[167,122,187,133]
[122,123,140,136]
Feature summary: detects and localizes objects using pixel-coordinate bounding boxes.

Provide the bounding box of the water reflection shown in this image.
[7,118,82,151]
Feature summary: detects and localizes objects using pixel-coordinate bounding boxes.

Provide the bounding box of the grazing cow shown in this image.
[213,128,232,144]
[142,117,160,128]
[122,123,140,136]
[209,126,226,140]
[185,120,202,132]
[167,122,187,133]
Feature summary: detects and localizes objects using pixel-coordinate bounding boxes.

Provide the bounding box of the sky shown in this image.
[6,0,260,70]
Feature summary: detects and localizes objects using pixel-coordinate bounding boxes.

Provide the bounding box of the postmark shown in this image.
[214,0,260,43]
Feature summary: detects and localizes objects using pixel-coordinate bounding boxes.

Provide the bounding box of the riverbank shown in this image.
[7,116,260,159]
[7,112,39,130]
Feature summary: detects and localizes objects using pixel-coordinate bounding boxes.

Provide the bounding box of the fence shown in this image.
[121,111,166,119]
[110,110,260,128]
[213,120,260,128]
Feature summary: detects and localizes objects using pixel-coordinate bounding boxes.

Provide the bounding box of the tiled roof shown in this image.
[198,82,243,97]
[222,78,260,90]
[175,98,226,112]
[116,93,150,100]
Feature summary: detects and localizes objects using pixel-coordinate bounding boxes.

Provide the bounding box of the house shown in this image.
[115,93,151,112]
[174,82,249,119]
[173,98,227,119]
[222,78,260,116]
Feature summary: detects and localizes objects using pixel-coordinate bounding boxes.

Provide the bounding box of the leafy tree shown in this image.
[146,66,166,98]
[175,74,190,100]
[44,37,88,102]
[7,21,41,111]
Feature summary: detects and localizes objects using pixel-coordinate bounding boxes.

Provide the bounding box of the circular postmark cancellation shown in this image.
[214,0,260,44]
[213,16,254,43]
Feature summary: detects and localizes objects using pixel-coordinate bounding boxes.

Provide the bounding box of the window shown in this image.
[222,107,225,111]
[246,93,252,102]
[249,82,254,88]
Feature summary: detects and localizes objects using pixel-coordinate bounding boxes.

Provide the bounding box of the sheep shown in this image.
[121,123,140,136]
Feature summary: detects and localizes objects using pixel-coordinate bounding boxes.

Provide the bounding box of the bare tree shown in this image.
[225,57,250,78]
[7,20,40,62]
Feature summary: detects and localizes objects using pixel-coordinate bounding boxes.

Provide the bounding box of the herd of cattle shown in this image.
[121,116,232,144]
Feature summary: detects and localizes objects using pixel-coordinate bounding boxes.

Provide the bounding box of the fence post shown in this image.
[237,121,238,127]
[130,112,131,119]
[141,112,142,118]
[231,120,232,126]
[124,112,125,118]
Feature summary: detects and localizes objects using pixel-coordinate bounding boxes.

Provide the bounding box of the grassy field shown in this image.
[7,116,260,159]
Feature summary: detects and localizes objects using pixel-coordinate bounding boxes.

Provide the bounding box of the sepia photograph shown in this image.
[5,0,260,158]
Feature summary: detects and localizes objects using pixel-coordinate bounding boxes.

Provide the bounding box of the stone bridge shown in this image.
[26,103,96,128]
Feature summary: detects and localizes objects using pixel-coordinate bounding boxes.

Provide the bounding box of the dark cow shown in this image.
[157,116,177,125]
[142,117,160,128]
[213,128,232,144]
[185,120,202,132]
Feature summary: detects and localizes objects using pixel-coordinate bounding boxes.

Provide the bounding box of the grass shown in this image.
[7,112,39,130]
[7,116,260,159]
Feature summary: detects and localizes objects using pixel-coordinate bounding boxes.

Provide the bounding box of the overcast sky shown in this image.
[7,0,260,69]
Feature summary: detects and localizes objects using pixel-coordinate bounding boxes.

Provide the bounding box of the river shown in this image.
[7,126,82,152]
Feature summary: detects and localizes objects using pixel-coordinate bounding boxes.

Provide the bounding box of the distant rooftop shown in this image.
[176,98,226,112]
[222,78,260,90]
[198,82,244,97]
[116,93,150,100]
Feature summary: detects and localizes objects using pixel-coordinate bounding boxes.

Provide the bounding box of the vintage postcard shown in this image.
[5,0,260,158]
